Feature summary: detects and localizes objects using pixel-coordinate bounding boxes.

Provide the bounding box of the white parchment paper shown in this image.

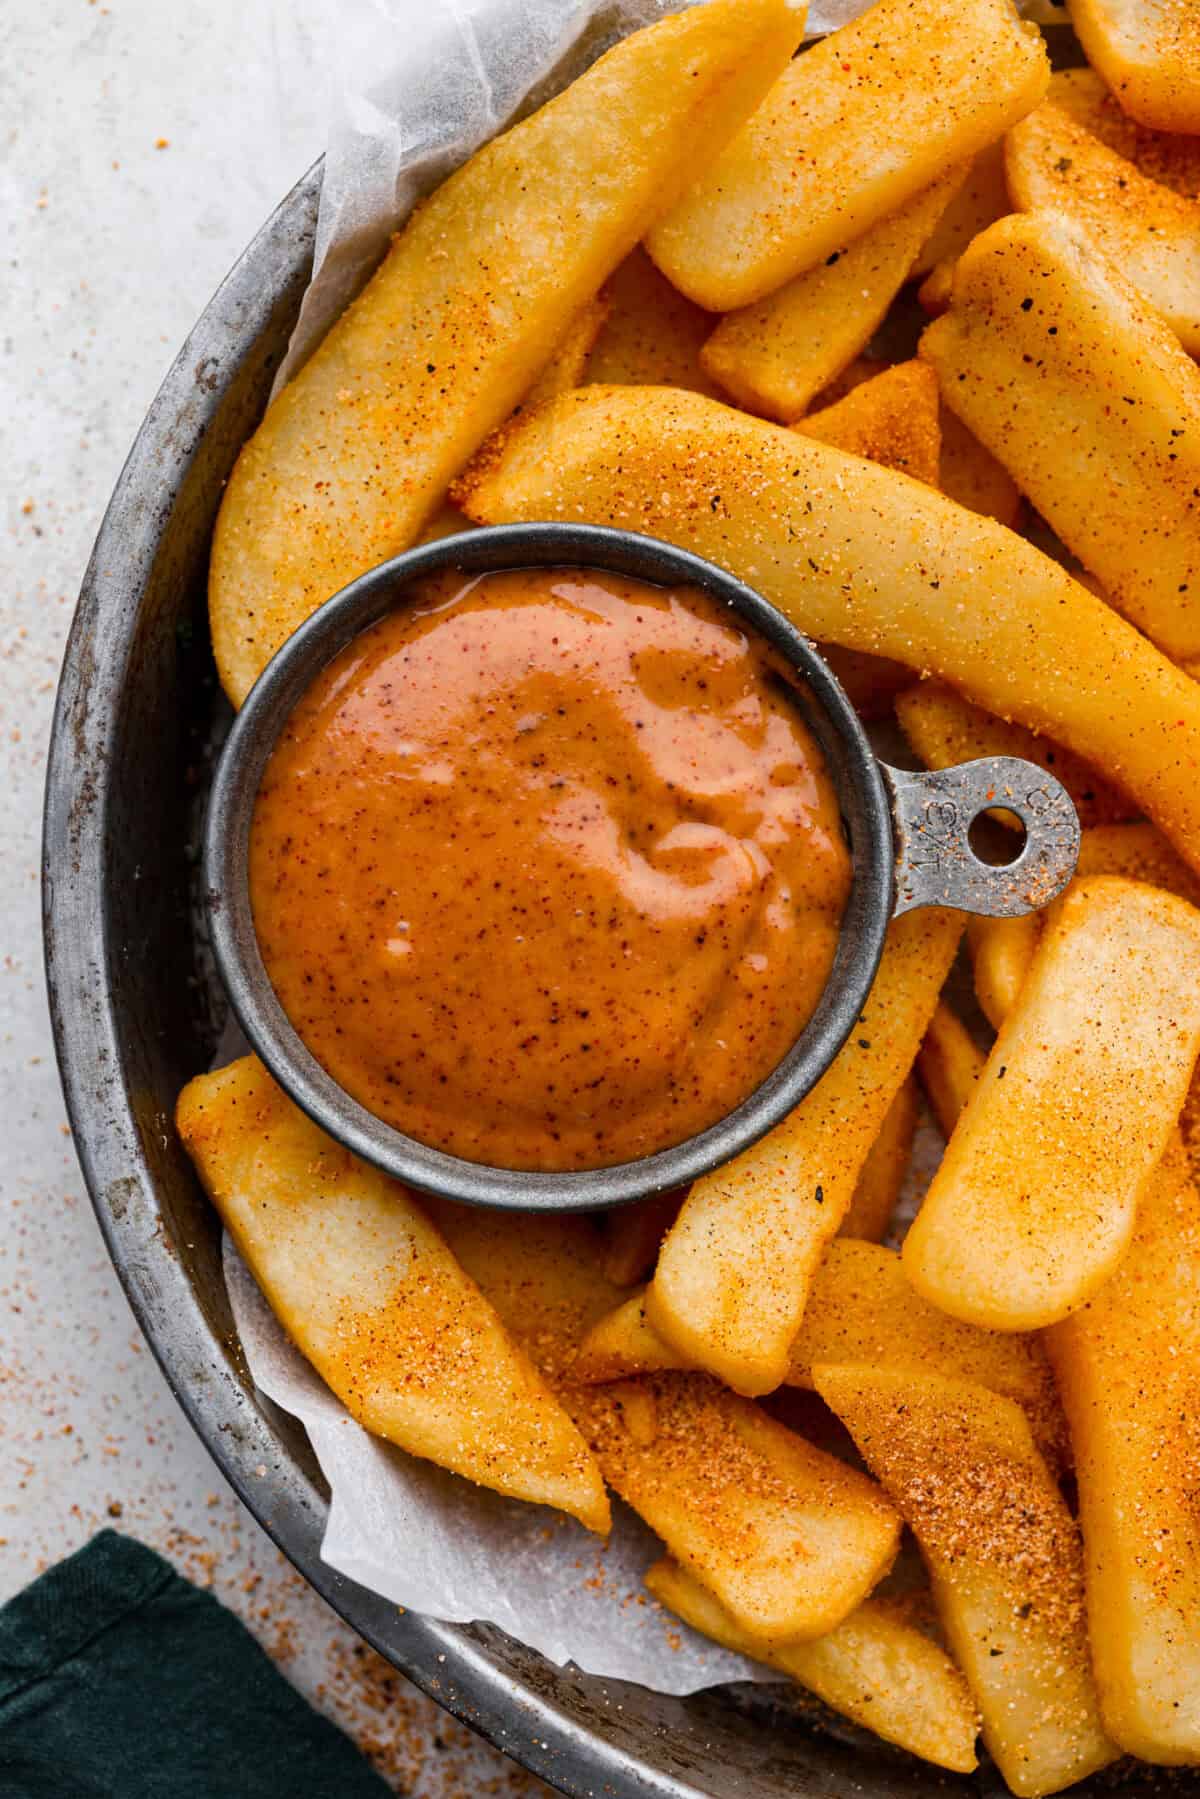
[237,0,1053,1692]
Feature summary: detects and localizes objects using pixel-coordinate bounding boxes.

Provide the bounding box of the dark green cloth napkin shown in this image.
[0,1529,392,1798]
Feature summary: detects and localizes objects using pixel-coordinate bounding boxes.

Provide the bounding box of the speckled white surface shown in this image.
[1,4,551,1790]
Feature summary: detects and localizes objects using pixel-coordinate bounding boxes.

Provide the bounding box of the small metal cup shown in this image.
[205,524,1079,1211]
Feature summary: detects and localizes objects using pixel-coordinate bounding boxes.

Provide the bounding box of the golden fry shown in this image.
[602,1188,685,1288]
[177,1059,609,1531]
[646,1558,979,1774]
[584,246,720,396]
[207,0,802,704]
[1066,0,1200,134]
[642,910,960,1395]
[904,878,1200,1331]
[839,1075,918,1242]
[1046,1138,1200,1762]
[796,359,941,488]
[517,295,609,410]
[966,914,1039,1032]
[701,174,963,424]
[1049,66,1200,198]
[937,407,1021,527]
[1006,102,1200,353]
[922,211,1200,663]
[911,140,1010,279]
[917,1000,984,1139]
[646,0,1047,311]
[815,1365,1118,1798]
[457,383,1200,877]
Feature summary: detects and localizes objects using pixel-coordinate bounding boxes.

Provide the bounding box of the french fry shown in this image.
[814,1365,1118,1798]
[573,1375,900,1642]
[577,1240,1066,1465]
[937,408,1022,527]
[921,211,1200,664]
[795,359,941,488]
[206,0,803,705]
[1049,67,1200,199]
[602,1187,685,1288]
[702,174,964,424]
[518,295,609,410]
[1046,1137,1200,1762]
[904,877,1200,1331]
[456,383,1200,877]
[1005,102,1200,354]
[916,258,956,315]
[911,141,1010,280]
[645,0,1047,312]
[917,1001,983,1139]
[645,1557,979,1774]
[895,679,1133,831]
[1066,0,1200,135]
[839,1076,918,1242]
[584,246,720,397]
[176,1059,609,1532]
[966,914,1039,1032]
[641,909,960,1395]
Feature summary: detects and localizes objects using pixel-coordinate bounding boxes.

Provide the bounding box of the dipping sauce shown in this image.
[249,568,851,1170]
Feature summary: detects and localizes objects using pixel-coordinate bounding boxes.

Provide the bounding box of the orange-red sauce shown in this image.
[249,567,850,1170]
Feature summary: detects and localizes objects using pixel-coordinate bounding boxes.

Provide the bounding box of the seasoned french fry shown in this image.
[176,1059,609,1532]
[645,1557,979,1773]
[911,141,1010,280]
[573,1375,900,1642]
[701,174,963,424]
[904,878,1200,1331]
[839,1076,919,1242]
[966,914,1039,1032]
[814,1365,1118,1798]
[895,679,1133,830]
[917,1001,983,1139]
[1049,67,1200,198]
[207,0,803,705]
[937,408,1022,527]
[916,258,956,315]
[456,383,1200,877]
[578,1240,1066,1465]
[518,295,610,410]
[639,910,961,1395]
[796,359,941,488]
[922,211,1200,663]
[1046,1138,1200,1763]
[1066,0,1200,135]
[1006,103,1200,354]
[645,0,1047,311]
[584,247,720,397]
[602,1187,685,1288]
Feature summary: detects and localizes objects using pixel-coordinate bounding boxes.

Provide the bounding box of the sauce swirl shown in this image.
[249,567,850,1170]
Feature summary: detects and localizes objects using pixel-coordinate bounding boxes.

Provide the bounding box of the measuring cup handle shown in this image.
[880,758,1081,919]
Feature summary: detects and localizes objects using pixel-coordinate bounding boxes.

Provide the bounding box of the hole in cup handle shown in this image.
[881,758,1081,919]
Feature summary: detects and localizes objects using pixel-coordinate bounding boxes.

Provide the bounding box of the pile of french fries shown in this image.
[186,0,1200,1789]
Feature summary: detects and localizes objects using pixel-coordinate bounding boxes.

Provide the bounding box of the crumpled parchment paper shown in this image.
[237,0,1055,1692]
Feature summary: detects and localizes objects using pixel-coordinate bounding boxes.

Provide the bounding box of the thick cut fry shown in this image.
[578,1240,1066,1466]
[814,1366,1118,1798]
[917,1001,983,1139]
[796,359,941,488]
[1066,0,1200,135]
[584,247,720,397]
[176,1059,609,1531]
[457,383,1200,876]
[206,0,803,705]
[518,295,609,410]
[839,1076,918,1242]
[911,141,1010,280]
[574,1375,899,1642]
[1049,67,1200,199]
[1006,103,1200,354]
[638,911,961,1395]
[646,1558,979,1773]
[967,914,1039,1032]
[917,258,956,315]
[937,407,1021,527]
[922,212,1200,664]
[602,1188,685,1288]
[904,878,1200,1331]
[1046,1139,1200,1763]
[428,1203,899,1643]
[645,0,1047,311]
[895,679,1133,831]
[701,174,963,424]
